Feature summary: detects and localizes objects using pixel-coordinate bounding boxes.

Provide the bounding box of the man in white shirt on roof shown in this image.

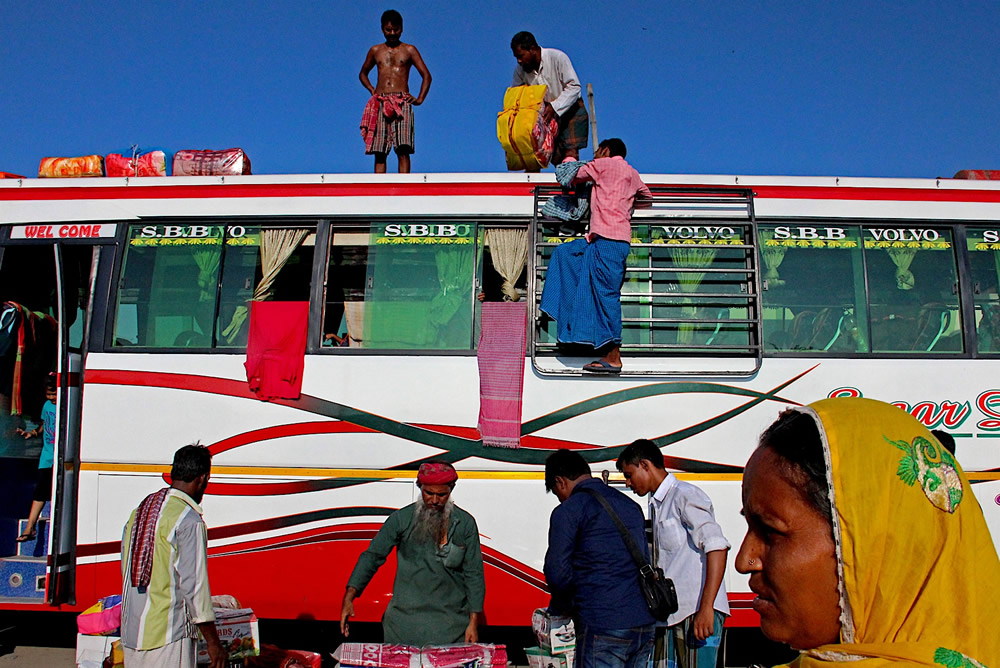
[510,31,589,164]
[617,439,730,668]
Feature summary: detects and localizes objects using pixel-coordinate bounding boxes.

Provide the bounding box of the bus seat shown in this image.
[172,330,210,347]
[913,304,954,352]
[789,310,818,349]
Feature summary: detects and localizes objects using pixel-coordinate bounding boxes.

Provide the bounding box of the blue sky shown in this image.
[2,1,998,179]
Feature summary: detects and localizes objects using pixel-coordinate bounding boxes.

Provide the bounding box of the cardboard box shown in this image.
[196,607,260,663]
[531,608,575,654]
[525,647,575,668]
[76,633,118,667]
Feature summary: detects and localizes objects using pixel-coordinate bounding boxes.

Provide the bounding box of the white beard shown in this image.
[411,498,454,544]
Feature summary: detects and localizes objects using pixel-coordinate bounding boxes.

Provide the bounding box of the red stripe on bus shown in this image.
[3,181,1000,202]
[0,182,537,201]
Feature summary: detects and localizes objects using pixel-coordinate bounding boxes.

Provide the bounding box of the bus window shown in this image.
[216,227,315,348]
[758,224,869,353]
[114,225,225,348]
[865,226,962,354]
[324,223,477,350]
[965,227,1000,354]
[114,225,315,349]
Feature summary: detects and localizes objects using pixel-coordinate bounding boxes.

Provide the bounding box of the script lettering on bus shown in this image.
[657,225,737,240]
[382,224,472,238]
[866,228,940,242]
[982,230,1000,244]
[17,224,111,239]
[829,387,975,429]
[138,225,248,238]
[976,390,1000,430]
[772,226,847,240]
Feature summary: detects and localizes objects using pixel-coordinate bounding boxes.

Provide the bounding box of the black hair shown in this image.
[758,410,833,523]
[510,31,538,51]
[931,429,956,456]
[599,138,627,158]
[544,449,591,493]
[45,372,57,393]
[171,443,212,483]
[616,438,665,471]
[381,9,402,26]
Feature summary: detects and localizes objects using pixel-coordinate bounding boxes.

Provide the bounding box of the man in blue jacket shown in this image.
[543,449,655,668]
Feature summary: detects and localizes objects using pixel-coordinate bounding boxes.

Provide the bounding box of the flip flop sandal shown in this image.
[16,531,36,543]
[583,360,622,374]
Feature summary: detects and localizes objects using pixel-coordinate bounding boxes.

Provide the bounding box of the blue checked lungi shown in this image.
[539,237,631,349]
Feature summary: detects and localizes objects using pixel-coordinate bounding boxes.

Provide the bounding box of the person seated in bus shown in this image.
[359,9,432,174]
[737,398,999,667]
[13,373,56,543]
[340,462,485,645]
[539,138,651,373]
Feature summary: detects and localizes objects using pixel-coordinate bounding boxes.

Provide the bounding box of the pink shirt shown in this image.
[573,156,651,243]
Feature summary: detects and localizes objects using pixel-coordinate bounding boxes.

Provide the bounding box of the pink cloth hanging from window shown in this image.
[477,302,527,448]
[244,301,308,400]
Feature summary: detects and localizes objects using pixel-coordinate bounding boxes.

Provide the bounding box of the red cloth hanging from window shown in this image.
[244,301,308,400]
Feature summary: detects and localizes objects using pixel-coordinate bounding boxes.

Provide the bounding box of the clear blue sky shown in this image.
[2,1,998,179]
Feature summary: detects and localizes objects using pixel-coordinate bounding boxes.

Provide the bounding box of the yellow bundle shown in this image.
[497,85,556,172]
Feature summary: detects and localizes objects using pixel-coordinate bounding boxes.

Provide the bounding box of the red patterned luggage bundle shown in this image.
[38,155,104,177]
[173,148,252,176]
[953,170,1000,180]
[105,151,167,177]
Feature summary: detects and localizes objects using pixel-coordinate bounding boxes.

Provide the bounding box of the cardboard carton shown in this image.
[525,646,575,668]
[531,608,575,654]
[196,607,260,663]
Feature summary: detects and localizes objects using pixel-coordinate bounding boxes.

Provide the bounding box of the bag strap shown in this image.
[579,487,649,571]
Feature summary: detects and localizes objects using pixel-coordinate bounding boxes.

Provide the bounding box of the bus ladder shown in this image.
[529,185,763,376]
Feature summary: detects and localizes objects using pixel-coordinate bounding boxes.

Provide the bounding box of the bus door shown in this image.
[0,223,113,604]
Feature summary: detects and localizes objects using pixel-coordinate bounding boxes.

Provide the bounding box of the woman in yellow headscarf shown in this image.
[736,397,1000,668]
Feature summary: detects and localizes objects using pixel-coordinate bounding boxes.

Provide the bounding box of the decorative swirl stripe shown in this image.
[84,365,817,494]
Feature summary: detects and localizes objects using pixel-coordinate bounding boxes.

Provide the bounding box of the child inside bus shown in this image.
[359,10,432,173]
[14,373,56,542]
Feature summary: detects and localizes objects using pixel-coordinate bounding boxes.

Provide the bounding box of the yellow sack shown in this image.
[497,85,557,172]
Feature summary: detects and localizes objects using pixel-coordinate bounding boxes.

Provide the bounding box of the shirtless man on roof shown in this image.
[359,9,432,174]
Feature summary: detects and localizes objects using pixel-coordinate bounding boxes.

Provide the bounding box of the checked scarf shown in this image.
[127,488,169,588]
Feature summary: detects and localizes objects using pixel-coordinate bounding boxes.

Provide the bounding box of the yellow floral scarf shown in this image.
[780,398,1000,668]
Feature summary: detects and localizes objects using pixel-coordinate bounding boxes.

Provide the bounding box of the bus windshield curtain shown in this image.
[477,301,526,448]
[223,228,309,343]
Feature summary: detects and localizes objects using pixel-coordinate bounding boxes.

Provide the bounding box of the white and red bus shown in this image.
[0,172,998,634]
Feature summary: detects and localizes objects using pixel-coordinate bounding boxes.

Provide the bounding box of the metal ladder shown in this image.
[529,185,763,376]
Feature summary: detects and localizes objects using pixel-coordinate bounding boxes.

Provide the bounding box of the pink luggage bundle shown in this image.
[105,150,168,177]
[173,148,252,176]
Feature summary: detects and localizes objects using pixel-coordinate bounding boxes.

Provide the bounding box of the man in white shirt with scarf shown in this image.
[617,439,730,668]
[510,31,589,164]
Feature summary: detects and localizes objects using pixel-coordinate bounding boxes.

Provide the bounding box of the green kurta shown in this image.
[347,503,486,646]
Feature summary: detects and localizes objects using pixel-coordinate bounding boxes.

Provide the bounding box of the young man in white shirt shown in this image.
[617,439,730,668]
[510,31,588,163]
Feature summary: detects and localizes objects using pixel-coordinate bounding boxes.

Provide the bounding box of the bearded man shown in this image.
[340,462,486,645]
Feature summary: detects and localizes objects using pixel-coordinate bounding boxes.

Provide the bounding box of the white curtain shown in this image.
[222,228,310,342]
[485,228,528,302]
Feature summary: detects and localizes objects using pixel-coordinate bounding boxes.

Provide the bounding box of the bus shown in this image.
[0,172,998,636]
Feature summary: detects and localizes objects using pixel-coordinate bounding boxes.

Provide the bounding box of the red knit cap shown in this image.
[417,462,458,485]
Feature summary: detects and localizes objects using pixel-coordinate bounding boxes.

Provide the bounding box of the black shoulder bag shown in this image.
[580,487,678,621]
